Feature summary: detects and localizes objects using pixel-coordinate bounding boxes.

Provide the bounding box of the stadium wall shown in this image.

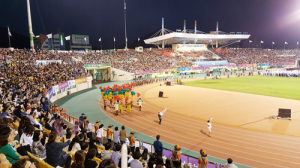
[50,81,92,102]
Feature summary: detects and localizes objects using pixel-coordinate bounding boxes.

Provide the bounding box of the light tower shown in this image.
[162,17,165,49]
[216,21,219,48]
[124,0,127,50]
[26,0,34,50]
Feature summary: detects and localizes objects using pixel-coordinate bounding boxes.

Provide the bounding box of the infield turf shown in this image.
[183,76,300,100]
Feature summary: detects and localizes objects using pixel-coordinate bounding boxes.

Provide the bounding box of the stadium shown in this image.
[1,1,300,168]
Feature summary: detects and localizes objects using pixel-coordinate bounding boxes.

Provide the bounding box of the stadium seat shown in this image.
[27,152,54,168]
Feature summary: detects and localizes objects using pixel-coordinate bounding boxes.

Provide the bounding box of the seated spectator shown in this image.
[68,136,81,154]
[224,158,238,168]
[19,124,34,149]
[0,153,12,168]
[171,145,182,165]
[11,159,36,168]
[32,130,47,158]
[156,156,164,167]
[130,150,144,168]
[101,142,112,160]
[141,148,149,163]
[46,131,74,168]
[165,159,172,168]
[99,159,117,168]
[44,118,52,131]
[111,144,121,167]
[40,132,49,146]
[148,154,156,168]
[81,141,89,153]
[198,149,208,168]
[183,163,191,168]
[0,127,29,164]
[71,150,85,168]
[85,148,98,168]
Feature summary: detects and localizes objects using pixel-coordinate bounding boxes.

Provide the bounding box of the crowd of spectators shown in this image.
[211,48,299,65]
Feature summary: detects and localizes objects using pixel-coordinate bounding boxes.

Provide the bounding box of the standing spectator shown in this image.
[107,124,113,143]
[128,130,136,154]
[96,124,104,145]
[79,113,85,122]
[71,150,85,168]
[0,154,11,168]
[85,149,98,168]
[46,131,73,168]
[224,158,238,168]
[32,130,47,158]
[113,126,120,151]
[119,125,127,145]
[101,143,112,160]
[111,144,122,167]
[171,145,182,165]
[198,149,208,168]
[94,120,100,131]
[60,124,67,138]
[153,135,163,157]
[86,120,93,141]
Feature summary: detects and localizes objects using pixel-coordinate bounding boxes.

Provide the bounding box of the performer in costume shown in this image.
[118,100,123,113]
[126,101,131,113]
[158,108,167,125]
[137,98,143,111]
[114,101,119,116]
[207,117,213,137]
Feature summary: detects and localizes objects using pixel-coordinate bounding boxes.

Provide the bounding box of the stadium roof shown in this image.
[144,31,251,46]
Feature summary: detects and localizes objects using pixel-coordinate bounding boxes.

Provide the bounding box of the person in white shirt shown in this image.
[207,120,212,137]
[20,124,35,149]
[96,124,104,145]
[224,158,238,168]
[86,120,93,141]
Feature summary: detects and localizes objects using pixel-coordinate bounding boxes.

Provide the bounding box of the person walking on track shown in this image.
[158,108,167,125]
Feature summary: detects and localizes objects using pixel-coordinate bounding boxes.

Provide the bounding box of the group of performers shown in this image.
[100,82,143,116]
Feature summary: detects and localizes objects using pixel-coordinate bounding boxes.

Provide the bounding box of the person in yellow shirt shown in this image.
[128,130,136,154]
[118,100,123,113]
[107,124,113,143]
[126,101,131,113]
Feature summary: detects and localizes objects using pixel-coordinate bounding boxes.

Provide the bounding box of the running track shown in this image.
[100,83,300,168]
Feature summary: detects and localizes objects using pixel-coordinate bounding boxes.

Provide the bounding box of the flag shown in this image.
[249,40,252,43]
[261,41,264,43]
[8,27,12,36]
[65,36,70,40]
[138,38,140,41]
[84,37,86,41]
[285,41,288,44]
[159,108,167,116]
[47,33,52,39]
[124,2,126,9]
[209,117,213,121]
[99,38,101,42]
[114,37,115,42]
[272,42,275,44]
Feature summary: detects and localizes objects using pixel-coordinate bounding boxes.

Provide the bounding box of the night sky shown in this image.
[1,0,300,49]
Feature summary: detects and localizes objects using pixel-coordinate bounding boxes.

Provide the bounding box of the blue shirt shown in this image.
[79,116,84,122]
[153,140,163,152]
[46,140,71,167]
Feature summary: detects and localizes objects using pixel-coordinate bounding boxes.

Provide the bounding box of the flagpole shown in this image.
[26,0,34,50]
[124,0,127,50]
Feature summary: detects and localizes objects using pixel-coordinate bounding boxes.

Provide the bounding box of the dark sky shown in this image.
[1,0,300,49]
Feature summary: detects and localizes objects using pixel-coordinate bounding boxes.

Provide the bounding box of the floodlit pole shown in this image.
[26,0,34,49]
[162,17,165,49]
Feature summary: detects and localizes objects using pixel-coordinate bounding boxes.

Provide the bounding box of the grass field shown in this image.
[184,76,300,100]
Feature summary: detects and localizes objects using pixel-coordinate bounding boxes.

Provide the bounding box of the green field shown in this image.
[184,76,300,100]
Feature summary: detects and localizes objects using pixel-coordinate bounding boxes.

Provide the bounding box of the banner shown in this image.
[52,85,59,93]
[75,77,87,85]
[58,82,68,91]
[87,76,93,81]
[68,80,75,88]
[46,88,54,100]
[85,63,111,68]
